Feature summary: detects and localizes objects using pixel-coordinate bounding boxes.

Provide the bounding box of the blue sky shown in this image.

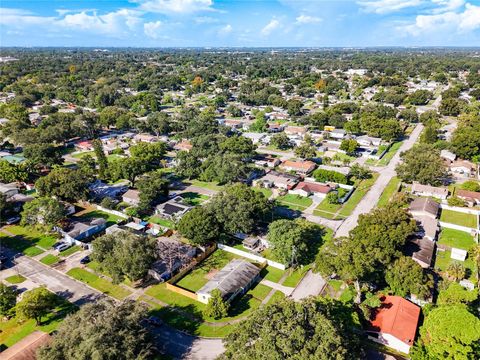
[1,0,479,47]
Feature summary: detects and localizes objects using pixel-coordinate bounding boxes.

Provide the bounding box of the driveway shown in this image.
[290,270,326,301]
[151,325,225,360]
[335,123,424,238]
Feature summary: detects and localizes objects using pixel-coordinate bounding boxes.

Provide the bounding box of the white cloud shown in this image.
[0,8,142,37]
[218,24,232,35]
[404,2,480,34]
[295,14,322,24]
[358,0,424,14]
[431,0,465,13]
[261,19,280,36]
[144,20,162,38]
[137,0,213,14]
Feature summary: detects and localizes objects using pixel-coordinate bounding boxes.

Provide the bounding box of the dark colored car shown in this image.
[80,256,91,264]
[145,316,163,327]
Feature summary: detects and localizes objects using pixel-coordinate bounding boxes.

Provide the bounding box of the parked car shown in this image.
[55,243,72,252]
[144,316,163,327]
[80,255,90,264]
[5,216,20,225]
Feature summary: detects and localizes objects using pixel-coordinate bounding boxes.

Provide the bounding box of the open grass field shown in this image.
[187,179,224,192]
[377,177,401,207]
[67,268,132,300]
[440,210,478,228]
[438,228,476,250]
[276,194,312,211]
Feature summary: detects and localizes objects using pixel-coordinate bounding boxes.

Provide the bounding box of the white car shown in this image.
[55,243,72,252]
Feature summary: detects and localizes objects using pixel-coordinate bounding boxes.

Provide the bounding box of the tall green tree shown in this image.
[16,287,57,325]
[21,197,66,228]
[38,300,155,360]
[204,289,229,320]
[0,160,28,183]
[385,257,433,300]
[35,168,92,202]
[0,283,17,318]
[177,207,220,246]
[223,298,363,360]
[93,139,108,179]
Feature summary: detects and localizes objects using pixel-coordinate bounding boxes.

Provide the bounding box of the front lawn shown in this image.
[187,179,224,192]
[180,192,209,206]
[440,210,478,228]
[252,187,273,199]
[67,268,132,300]
[40,254,61,266]
[5,274,26,284]
[283,265,312,287]
[0,295,75,348]
[5,225,58,249]
[261,266,285,283]
[59,245,82,257]
[437,228,475,250]
[276,194,312,211]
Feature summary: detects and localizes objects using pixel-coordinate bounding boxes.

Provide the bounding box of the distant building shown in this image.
[252,154,281,168]
[280,160,317,175]
[174,139,193,152]
[367,296,420,354]
[329,129,346,140]
[197,259,261,304]
[449,160,476,179]
[122,189,141,206]
[89,180,128,200]
[440,149,456,162]
[253,170,300,190]
[155,196,192,220]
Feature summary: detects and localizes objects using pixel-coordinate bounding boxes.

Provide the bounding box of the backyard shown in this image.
[276,194,313,211]
[434,249,476,281]
[75,209,125,227]
[179,192,209,206]
[437,228,476,250]
[440,210,478,228]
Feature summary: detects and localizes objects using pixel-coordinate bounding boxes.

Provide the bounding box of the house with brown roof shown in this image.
[290,181,332,201]
[253,170,300,190]
[367,296,421,354]
[409,197,440,219]
[280,160,317,175]
[122,189,140,206]
[449,160,477,179]
[1,330,51,360]
[456,189,480,206]
[411,183,448,200]
[284,126,307,137]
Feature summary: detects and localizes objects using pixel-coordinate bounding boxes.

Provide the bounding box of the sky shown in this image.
[1,0,480,47]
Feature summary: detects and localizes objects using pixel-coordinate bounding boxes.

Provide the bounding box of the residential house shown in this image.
[59,218,107,244]
[356,135,382,148]
[329,129,346,140]
[267,123,285,133]
[252,154,281,168]
[456,189,480,206]
[75,140,93,152]
[155,196,192,220]
[89,180,128,200]
[0,182,19,199]
[122,189,141,206]
[1,330,51,360]
[253,170,300,190]
[367,296,420,354]
[284,126,307,138]
[290,181,332,201]
[174,139,193,152]
[242,132,267,145]
[134,133,157,143]
[409,197,440,220]
[407,237,435,269]
[148,238,197,281]
[197,259,261,304]
[449,160,477,179]
[440,149,456,162]
[280,160,317,175]
[411,183,448,200]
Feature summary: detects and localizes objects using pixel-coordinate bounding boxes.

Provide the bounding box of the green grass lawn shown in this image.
[440,210,478,228]
[252,187,273,199]
[77,210,124,227]
[377,141,402,166]
[188,179,224,192]
[148,216,175,228]
[175,250,239,292]
[59,245,82,257]
[276,194,312,211]
[434,250,476,280]
[248,283,272,301]
[266,290,285,304]
[180,192,209,206]
[283,265,312,287]
[67,268,132,300]
[339,286,355,303]
[0,295,76,348]
[5,274,26,284]
[40,254,61,266]
[72,151,95,159]
[107,154,126,162]
[314,174,379,219]
[6,225,58,249]
[377,177,401,207]
[261,266,285,283]
[437,228,475,250]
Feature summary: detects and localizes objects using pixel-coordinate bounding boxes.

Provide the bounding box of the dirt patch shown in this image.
[205,269,219,280]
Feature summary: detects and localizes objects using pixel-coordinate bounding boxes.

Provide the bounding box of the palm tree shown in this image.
[446,262,465,282]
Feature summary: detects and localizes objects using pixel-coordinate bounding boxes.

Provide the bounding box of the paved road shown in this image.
[4,250,103,305]
[335,123,424,238]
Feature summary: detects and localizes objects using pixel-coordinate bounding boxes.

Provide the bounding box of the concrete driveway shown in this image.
[290,270,326,301]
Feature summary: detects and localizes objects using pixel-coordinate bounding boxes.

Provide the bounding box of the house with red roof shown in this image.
[290,181,332,201]
[280,160,317,175]
[75,140,93,151]
[367,295,420,354]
